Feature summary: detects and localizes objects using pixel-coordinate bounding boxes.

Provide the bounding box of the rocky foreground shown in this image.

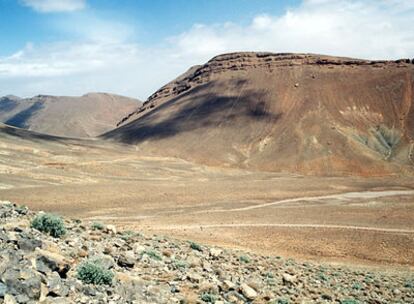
[0,202,413,304]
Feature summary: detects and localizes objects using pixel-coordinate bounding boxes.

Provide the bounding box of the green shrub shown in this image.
[31,213,66,238]
[76,260,114,285]
[239,255,251,263]
[189,241,203,252]
[173,259,187,270]
[200,293,217,303]
[143,250,162,261]
[120,230,138,241]
[405,280,414,288]
[352,282,363,290]
[340,299,359,304]
[91,222,104,230]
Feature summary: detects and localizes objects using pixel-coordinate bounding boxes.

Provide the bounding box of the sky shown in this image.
[0,0,413,100]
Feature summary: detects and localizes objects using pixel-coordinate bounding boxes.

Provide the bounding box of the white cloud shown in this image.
[21,0,86,13]
[1,0,414,99]
[172,0,414,60]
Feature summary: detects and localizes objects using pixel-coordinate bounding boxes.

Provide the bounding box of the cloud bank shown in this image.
[2,0,414,99]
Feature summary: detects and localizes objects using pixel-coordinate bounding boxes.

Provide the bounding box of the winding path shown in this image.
[193,189,414,213]
[153,223,414,234]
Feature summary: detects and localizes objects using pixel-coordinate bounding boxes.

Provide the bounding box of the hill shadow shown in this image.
[105,79,282,144]
[5,102,44,128]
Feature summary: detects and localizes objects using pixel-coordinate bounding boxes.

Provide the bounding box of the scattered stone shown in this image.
[0,203,411,304]
[117,251,135,268]
[240,283,257,300]
[282,273,297,285]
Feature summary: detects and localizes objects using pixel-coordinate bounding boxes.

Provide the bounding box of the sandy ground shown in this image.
[0,133,413,270]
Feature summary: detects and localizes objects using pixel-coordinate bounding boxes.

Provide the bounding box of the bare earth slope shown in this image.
[105,53,414,176]
[0,93,140,137]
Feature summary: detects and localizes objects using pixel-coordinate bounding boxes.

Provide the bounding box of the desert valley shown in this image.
[0,51,413,303]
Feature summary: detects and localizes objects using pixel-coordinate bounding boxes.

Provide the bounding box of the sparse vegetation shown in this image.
[318,272,329,282]
[189,241,203,252]
[15,205,28,214]
[271,298,289,304]
[31,213,66,238]
[120,230,138,241]
[340,299,359,304]
[91,222,104,230]
[76,259,114,285]
[352,282,363,290]
[173,259,187,270]
[143,249,162,261]
[405,280,414,288]
[200,293,217,303]
[239,255,251,263]
[355,124,401,159]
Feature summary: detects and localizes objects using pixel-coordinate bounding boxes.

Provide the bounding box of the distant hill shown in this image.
[0,93,140,137]
[104,52,414,176]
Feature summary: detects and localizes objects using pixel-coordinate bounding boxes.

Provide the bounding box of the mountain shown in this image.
[104,52,414,176]
[0,93,140,138]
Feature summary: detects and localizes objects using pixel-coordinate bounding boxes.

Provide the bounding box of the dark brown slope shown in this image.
[0,93,140,138]
[104,52,414,176]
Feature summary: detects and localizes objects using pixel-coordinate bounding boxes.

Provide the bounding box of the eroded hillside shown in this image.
[106,53,414,176]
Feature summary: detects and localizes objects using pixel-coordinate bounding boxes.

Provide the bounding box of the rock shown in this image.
[3,267,42,301]
[221,280,236,291]
[240,283,257,300]
[210,248,223,258]
[0,282,7,297]
[47,272,69,297]
[35,249,71,277]
[17,237,42,251]
[105,225,117,234]
[393,289,401,295]
[3,294,17,304]
[187,256,201,268]
[117,251,136,268]
[282,273,297,285]
[187,272,203,283]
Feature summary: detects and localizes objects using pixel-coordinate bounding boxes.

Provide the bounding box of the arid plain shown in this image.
[1,125,413,270]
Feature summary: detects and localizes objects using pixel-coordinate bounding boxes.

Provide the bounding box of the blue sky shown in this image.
[0,0,300,55]
[0,0,413,99]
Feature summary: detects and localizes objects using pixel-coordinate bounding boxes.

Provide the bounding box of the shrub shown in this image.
[173,259,187,270]
[405,280,414,288]
[76,260,114,285]
[200,293,217,303]
[189,241,203,252]
[239,255,251,263]
[340,299,359,304]
[143,250,162,261]
[120,230,138,241]
[274,299,289,304]
[352,282,363,290]
[91,222,104,230]
[31,213,66,238]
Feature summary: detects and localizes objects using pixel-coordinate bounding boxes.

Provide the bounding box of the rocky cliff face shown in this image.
[106,52,414,176]
[1,202,413,303]
[118,53,414,127]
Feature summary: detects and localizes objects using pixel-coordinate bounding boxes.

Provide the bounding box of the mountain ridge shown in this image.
[104,52,414,176]
[0,93,140,138]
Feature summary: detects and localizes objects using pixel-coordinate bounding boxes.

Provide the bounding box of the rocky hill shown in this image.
[0,93,140,138]
[0,202,413,303]
[105,52,414,176]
